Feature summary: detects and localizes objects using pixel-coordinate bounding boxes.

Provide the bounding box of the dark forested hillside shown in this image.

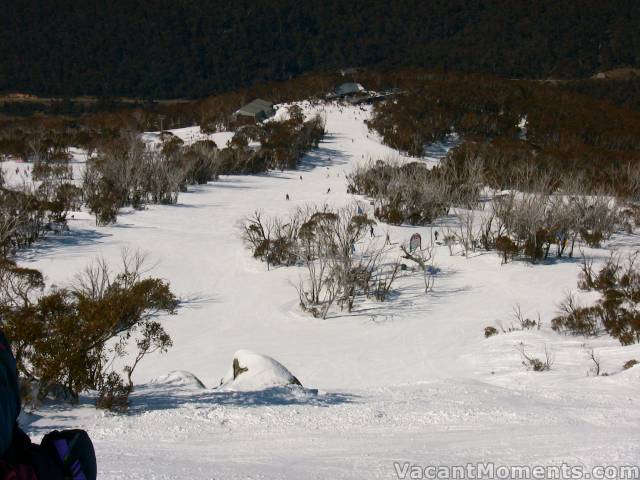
[1,0,639,98]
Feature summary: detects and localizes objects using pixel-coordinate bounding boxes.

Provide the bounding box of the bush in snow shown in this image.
[83,133,218,224]
[347,160,452,226]
[222,112,325,174]
[180,140,219,184]
[241,210,299,267]
[241,204,401,318]
[0,177,81,257]
[551,294,601,338]
[484,326,498,338]
[96,372,131,413]
[294,206,399,317]
[1,250,178,406]
[623,359,639,370]
[491,181,619,263]
[495,236,519,264]
[515,343,554,372]
[257,111,325,171]
[552,253,640,345]
[511,304,541,330]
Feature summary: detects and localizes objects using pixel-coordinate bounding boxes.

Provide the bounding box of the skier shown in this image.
[370,225,375,238]
[0,331,97,479]
[285,193,290,201]
[327,188,331,194]
[434,230,439,241]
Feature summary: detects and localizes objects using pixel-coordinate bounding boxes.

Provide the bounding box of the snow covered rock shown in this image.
[150,370,206,389]
[218,350,302,391]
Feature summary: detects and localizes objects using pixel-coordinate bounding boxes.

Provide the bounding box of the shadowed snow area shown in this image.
[10,102,640,478]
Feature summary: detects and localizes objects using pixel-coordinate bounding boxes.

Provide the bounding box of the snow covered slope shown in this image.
[11,103,640,479]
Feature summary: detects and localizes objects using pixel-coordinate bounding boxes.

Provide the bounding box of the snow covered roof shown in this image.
[333,82,364,96]
[234,98,274,118]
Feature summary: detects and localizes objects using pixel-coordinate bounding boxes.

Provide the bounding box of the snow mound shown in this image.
[150,370,206,389]
[218,350,302,391]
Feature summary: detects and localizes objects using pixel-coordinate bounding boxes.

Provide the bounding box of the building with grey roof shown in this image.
[232,99,275,123]
[328,82,365,99]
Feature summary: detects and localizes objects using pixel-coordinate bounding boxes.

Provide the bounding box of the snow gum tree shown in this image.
[0,250,179,410]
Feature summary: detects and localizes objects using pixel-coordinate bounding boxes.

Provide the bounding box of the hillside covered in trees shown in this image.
[2,0,639,98]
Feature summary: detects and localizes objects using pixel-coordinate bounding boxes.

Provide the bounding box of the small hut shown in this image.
[232,99,275,123]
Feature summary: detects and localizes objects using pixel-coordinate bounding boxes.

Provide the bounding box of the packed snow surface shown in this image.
[6,103,640,479]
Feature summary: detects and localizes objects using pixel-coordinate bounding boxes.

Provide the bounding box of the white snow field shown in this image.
[6,103,640,479]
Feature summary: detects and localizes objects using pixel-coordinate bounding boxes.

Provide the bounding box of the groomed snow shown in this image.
[6,102,640,479]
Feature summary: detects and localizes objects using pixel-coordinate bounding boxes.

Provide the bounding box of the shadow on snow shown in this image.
[126,385,358,413]
[15,228,111,262]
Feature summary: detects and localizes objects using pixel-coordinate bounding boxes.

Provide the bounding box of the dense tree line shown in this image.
[367,73,640,195]
[3,70,640,174]
[1,1,639,98]
[348,159,622,264]
[83,110,324,225]
[560,77,640,113]
[369,74,640,154]
[0,73,336,160]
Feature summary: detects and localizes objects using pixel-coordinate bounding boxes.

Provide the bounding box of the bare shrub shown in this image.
[512,304,541,330]
[442,232,457,256]
[242,204,405,318]
[372,260,401,302]
[515,343,554,372]
[583,346,602,376]
[573,192,620,248]
[400,240,436,293]
[241,210,300,268]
